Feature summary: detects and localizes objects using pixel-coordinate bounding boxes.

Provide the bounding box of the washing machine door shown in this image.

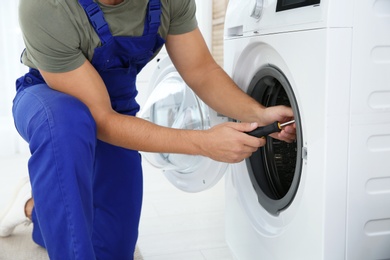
[139,57,228,192]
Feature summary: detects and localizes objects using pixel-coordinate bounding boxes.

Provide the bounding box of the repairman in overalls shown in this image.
[0,0,296,259]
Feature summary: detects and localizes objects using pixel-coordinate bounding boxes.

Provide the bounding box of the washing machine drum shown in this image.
[246,66,303,216]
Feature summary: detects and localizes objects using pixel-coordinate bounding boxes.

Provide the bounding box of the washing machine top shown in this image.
[139,57,228,193]
[225,0,354,38]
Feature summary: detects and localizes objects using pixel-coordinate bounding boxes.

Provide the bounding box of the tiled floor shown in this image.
[0,152,234,260]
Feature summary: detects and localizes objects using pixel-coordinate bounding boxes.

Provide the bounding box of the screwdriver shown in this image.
[245,120,295,138]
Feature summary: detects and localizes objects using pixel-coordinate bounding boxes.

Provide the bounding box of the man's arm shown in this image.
[165,28,296,141]
[39,59,265,163]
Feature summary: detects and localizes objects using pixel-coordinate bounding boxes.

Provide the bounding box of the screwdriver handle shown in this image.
[245,121,281,138]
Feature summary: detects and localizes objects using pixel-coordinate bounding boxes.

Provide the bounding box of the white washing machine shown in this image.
[224,0,390,259]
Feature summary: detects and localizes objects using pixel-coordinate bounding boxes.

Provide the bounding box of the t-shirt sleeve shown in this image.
[19,0,86,73]
[167,0,198,35]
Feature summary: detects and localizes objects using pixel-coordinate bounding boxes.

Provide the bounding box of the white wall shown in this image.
[0,1,29,156]
[195,0,212,49]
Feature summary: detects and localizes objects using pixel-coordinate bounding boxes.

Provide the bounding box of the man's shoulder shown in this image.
[19,0,82,17]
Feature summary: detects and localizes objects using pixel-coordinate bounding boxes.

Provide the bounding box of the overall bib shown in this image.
[12,0,165,259]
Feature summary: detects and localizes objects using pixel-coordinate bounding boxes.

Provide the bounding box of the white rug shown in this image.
[0,225,143,260]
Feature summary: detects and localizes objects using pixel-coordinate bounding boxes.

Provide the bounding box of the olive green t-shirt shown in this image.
[19,0,198,73]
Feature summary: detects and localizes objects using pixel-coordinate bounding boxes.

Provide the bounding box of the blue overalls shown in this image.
[12,0,164,259]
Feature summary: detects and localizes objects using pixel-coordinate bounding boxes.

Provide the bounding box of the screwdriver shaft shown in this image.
[246,120,295,138]
[280,120,295,128]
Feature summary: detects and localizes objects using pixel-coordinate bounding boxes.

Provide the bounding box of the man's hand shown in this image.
[197,122,265,163]
[260,105,297,143]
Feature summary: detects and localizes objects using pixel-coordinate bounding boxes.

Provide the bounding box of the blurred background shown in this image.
[0,1,29,156]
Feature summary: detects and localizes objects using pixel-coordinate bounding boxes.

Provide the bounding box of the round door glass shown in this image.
[141,72,205,173]
[140,59,228,193]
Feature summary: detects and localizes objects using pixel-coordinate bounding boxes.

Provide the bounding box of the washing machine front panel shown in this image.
[227,29,327,233]
[225,24,356,260]
[140,57,228,193]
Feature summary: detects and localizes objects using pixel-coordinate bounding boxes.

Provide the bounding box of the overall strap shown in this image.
[143,0,162,36]
[78,0,113,45]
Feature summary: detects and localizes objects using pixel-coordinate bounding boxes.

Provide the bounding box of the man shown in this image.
[0,0,295,259]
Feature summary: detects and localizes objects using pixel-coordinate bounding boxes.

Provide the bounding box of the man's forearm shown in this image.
[96,111,265,163]
[96,111,202,155]
[188,64,265,124]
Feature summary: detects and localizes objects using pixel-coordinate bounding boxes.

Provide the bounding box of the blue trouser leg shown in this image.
[92,141,143,260]
[13,83,97,259]
[13,81,143,259]
[29,144,143,260]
